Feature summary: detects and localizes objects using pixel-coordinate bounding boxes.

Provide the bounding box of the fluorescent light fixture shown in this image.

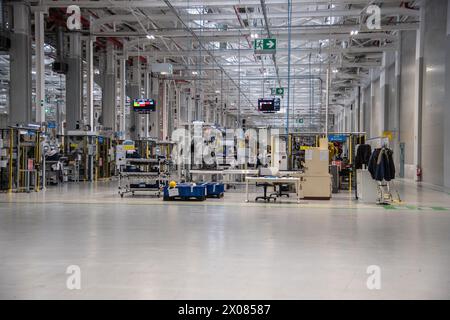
[215,90,221,94]
[350,30,359,36]
[146,34,155,40]
[192,71,198,75]
[250,33,259,39]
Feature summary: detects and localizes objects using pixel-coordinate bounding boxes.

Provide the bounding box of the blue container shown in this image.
[163,183,207,200]
[205,182,225,198]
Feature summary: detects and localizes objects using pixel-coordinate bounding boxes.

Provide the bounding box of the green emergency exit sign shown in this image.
[271,87,284,95]
[254,38,277,53]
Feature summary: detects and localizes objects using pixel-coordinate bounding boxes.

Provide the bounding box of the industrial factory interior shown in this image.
[0,0,449,302]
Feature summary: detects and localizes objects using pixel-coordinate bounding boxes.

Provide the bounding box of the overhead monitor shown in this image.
[258,98,281,112]
[132,98,156,113]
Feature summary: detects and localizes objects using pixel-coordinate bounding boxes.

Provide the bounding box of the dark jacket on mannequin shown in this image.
[355,144,372,169]
[368,147,395,181]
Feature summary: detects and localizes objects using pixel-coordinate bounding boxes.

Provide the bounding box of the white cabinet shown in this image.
[356,169,378,202]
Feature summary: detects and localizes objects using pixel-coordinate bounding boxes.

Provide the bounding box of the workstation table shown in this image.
[245,176,301,203]
[189,169,259,184]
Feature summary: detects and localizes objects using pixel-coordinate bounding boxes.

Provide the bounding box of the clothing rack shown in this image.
[365,139,397,205]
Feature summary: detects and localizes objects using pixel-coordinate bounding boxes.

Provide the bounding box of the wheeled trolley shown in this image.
[118,172,163,197]
[163,183,207,201]
[204,182,225,198]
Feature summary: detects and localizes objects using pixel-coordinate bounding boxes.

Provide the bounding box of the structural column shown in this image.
[86,36,95,131]
[360,87,366,133]
[34,10,45,124]
[379,52,389,133]
[325,67,330,134]
[143,68,150,138]
[414,8,425,181]
[149,75,159,138]
[444,1,450,189]
[175,86,181,130]
[127,57,140,140]
[394,34,402,176]
[102,42,116,133]
[369,70,376,138]
[9,3,32,126]
[356,86,361,133]
[66,32,83,131]
[118,57,126,136]
[162,81,168,140]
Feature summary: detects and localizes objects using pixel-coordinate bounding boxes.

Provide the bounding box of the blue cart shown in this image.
[204,182,225,198]
[163,183,207,201]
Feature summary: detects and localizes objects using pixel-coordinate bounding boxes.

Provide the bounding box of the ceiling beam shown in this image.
[36,0,404,9]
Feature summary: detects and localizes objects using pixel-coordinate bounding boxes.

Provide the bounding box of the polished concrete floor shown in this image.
[0,180,449,299]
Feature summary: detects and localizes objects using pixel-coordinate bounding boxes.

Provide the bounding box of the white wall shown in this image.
[420,0,447,186]
[357,0,449,187]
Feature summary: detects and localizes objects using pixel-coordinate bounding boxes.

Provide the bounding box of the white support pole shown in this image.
[360,87,365,133]
[370,69,375,138]
[102,42,116,132]
[380,52,387,133]
[129,57,140,140]
[86,36,95,131]
[119,57,126,136]
[395,33,401,141]
[163,81,168,140]
[325,66,330,135]
[66,32,82,131]
[394,32,402,173]
[445,0,450,189]
[9,3,32,126]
[176,85,181,129]
[143,68,149,138]
[414,8,425,181]
[356,86,361,133]
[343,107,347,133]
[34,10,45,124]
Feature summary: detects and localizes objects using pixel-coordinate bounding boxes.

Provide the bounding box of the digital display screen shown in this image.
[132,99,156,113]
[258,98,280,112]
